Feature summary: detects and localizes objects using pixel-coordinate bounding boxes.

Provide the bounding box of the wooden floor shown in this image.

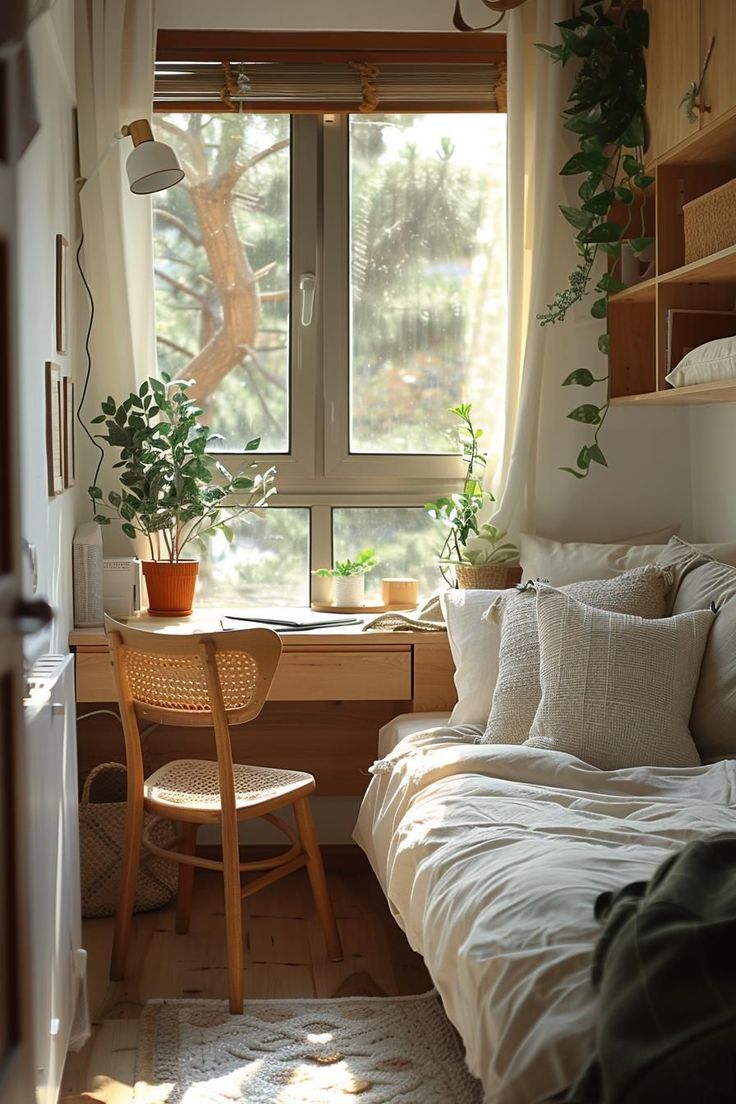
[61,847,430,1103]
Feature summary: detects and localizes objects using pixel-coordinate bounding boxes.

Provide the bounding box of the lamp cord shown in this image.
[75,229,105,516]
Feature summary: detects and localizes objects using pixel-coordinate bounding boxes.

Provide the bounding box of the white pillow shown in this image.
[520,532,736,586]
[526,586,714,770]
[666,336,736,389]
[440,588,503,726]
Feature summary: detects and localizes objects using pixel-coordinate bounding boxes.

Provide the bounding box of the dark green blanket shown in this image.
[566,834,736,1104]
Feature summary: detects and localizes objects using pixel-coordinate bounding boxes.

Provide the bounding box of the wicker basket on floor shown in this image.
[454,563,520,590]
[79,762,180,918]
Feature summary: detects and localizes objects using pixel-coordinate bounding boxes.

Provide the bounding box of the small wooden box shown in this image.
[683,177,736,264]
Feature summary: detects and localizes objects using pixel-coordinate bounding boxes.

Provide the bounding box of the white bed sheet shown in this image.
[353,727,736,1104]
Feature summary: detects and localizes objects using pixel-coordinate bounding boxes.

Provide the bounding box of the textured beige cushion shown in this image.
[669,555,736,762]
[526,587,714,769]
[480,564,672,746]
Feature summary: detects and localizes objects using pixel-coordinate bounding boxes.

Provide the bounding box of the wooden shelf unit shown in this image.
[608,57,736,406]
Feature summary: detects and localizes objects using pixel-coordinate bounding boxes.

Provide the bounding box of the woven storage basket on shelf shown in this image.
[454,563,520,590]
[79,762,180,918]
[683,178,736,264]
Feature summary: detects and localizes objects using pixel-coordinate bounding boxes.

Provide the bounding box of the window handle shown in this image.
[299,273,316,327]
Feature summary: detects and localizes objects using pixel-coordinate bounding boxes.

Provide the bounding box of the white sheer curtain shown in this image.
[486,0,569,539]
[75,0,157,511]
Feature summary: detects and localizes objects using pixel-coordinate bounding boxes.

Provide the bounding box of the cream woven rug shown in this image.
[133,991,483,1103]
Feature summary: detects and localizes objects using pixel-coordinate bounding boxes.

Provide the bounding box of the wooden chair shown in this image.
[104,616,342,1012]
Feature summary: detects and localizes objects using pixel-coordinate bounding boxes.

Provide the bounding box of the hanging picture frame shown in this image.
[45,361,63,496]
[55,233,68,355]
[62,373,75,488]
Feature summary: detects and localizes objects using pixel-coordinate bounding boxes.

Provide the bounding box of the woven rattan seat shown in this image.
[145,759,314,812]
[104,617,342,1013]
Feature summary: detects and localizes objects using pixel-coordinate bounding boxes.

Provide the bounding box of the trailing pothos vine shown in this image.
[537,0,653,478]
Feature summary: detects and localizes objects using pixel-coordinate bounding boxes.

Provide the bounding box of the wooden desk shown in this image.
[70,613,456,795]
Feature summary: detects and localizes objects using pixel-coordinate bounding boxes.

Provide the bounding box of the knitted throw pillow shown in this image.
[479,564,673,745]
[525,586,714,769]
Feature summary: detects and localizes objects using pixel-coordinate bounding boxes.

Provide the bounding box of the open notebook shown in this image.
[221,608,362,632]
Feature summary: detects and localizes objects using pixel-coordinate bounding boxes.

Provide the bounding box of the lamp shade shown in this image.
[125,139,184,194]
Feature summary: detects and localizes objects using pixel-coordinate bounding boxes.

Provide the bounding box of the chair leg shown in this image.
[110,797,144,981]
[175,822,198,935]
[221,824,244,1013]
[293,797,342,961]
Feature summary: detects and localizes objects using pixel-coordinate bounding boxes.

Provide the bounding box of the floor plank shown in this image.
[61,847,430,1103]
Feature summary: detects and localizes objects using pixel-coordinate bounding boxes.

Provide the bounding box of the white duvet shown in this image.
[353,727,736,1104]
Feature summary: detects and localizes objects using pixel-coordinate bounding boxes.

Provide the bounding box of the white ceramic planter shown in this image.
[332,575,365,607]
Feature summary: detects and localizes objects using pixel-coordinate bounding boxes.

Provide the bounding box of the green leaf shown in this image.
[578,175,602,203]
[567,404,602,425]
[89,486,103,499]
[559,26,594,58]
[563,368,596,387]
[559,205,594,231]
[94,514,111,525]
[577,446,592,470]
[597,242,622,259]
[245,438,261,451]
[535,42,567,62]
[596,272,627,294]
[582,188,615,215]
[590,297,608,320]
[121,523,136,540]
[598,333,610,355]
[588,443,608,467]
[582,221,622,244]
[90,414,106,424]
[617,110,645,149]
[221,524,234,543]
[613,185,634,205]
[629,236,654,255]
[564,103,603,135]
[633,173,655,189]
[560,150,609,177]
[108,490,122,507]
[623,154,643,177]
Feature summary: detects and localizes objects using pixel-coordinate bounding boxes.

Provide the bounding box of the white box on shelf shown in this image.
[103,557,141,618]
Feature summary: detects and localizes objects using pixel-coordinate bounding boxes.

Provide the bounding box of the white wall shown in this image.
[18,0,78,653]
[688,405,736,540]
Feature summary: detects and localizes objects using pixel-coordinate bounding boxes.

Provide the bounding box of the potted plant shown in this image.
[313,548,378,608]
[424,404,519,589]
[89,373,276,616]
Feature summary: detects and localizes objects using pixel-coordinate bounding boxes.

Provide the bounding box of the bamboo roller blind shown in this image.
[155,31,507,114]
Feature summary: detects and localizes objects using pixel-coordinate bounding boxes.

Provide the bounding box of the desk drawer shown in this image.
[272,648,411,701]
[75,646,412,703]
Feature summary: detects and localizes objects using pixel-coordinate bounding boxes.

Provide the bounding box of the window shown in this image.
[153,35,507,605]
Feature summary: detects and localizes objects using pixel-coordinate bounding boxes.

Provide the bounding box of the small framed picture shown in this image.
[45,361,63,496]
[55,234,68,355]
[62,374,75,488]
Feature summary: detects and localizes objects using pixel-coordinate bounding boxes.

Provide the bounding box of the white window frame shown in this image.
[156,109,501,594]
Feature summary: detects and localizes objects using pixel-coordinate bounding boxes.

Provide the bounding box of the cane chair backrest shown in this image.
[104,616,282,729]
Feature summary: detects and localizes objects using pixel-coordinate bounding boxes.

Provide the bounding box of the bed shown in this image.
[353,539,736,1103]
[354,726,736,1103]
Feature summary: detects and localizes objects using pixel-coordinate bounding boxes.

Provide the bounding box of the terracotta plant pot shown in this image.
[142,560,199,617]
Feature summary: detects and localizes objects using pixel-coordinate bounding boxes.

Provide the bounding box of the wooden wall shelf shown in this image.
[611,379,736,407]
[659,244,736,285]
[608,46,736,407]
